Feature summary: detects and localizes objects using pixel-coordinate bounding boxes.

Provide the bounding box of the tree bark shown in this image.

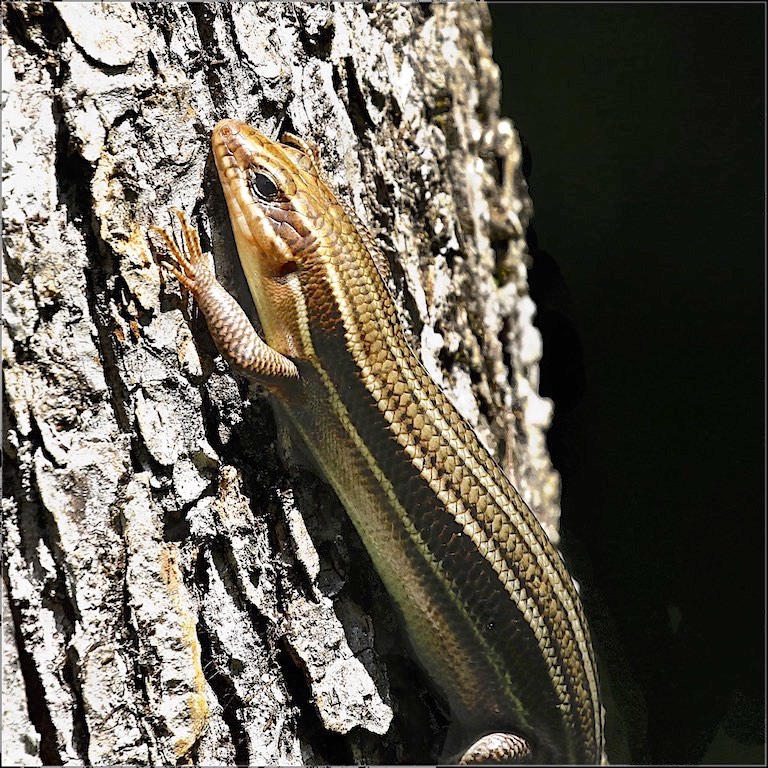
[2,3,558,764]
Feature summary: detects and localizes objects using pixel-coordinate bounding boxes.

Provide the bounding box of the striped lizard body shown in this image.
[151,119,604,764]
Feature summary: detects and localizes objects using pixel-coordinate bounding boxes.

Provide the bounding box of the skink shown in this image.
[151,119,604,764]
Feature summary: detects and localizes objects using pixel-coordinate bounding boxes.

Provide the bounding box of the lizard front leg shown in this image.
[150,209,300,395]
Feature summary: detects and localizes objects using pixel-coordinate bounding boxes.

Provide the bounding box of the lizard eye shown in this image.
[250,171,280,202]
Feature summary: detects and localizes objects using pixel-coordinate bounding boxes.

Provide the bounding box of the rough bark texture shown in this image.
[2,3,559,764]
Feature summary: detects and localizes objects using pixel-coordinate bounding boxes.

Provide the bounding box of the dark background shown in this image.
[489,4,764,764]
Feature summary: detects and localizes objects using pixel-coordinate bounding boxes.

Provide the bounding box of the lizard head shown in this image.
[211,119,392,367]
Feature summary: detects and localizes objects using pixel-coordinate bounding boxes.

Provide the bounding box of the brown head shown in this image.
[213,120,343,361]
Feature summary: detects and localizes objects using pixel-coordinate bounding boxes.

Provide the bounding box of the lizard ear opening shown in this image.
[277,260,298,279]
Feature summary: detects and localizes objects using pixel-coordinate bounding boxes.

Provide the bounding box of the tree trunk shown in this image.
[2,3,558,764]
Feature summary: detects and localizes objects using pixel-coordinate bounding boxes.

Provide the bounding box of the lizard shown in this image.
[150,119,604,764]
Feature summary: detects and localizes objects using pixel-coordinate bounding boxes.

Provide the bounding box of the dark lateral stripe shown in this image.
[302,245,598,761]
[307,314,577,754]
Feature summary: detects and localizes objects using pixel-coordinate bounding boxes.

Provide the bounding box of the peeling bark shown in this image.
[2,3,557,764]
